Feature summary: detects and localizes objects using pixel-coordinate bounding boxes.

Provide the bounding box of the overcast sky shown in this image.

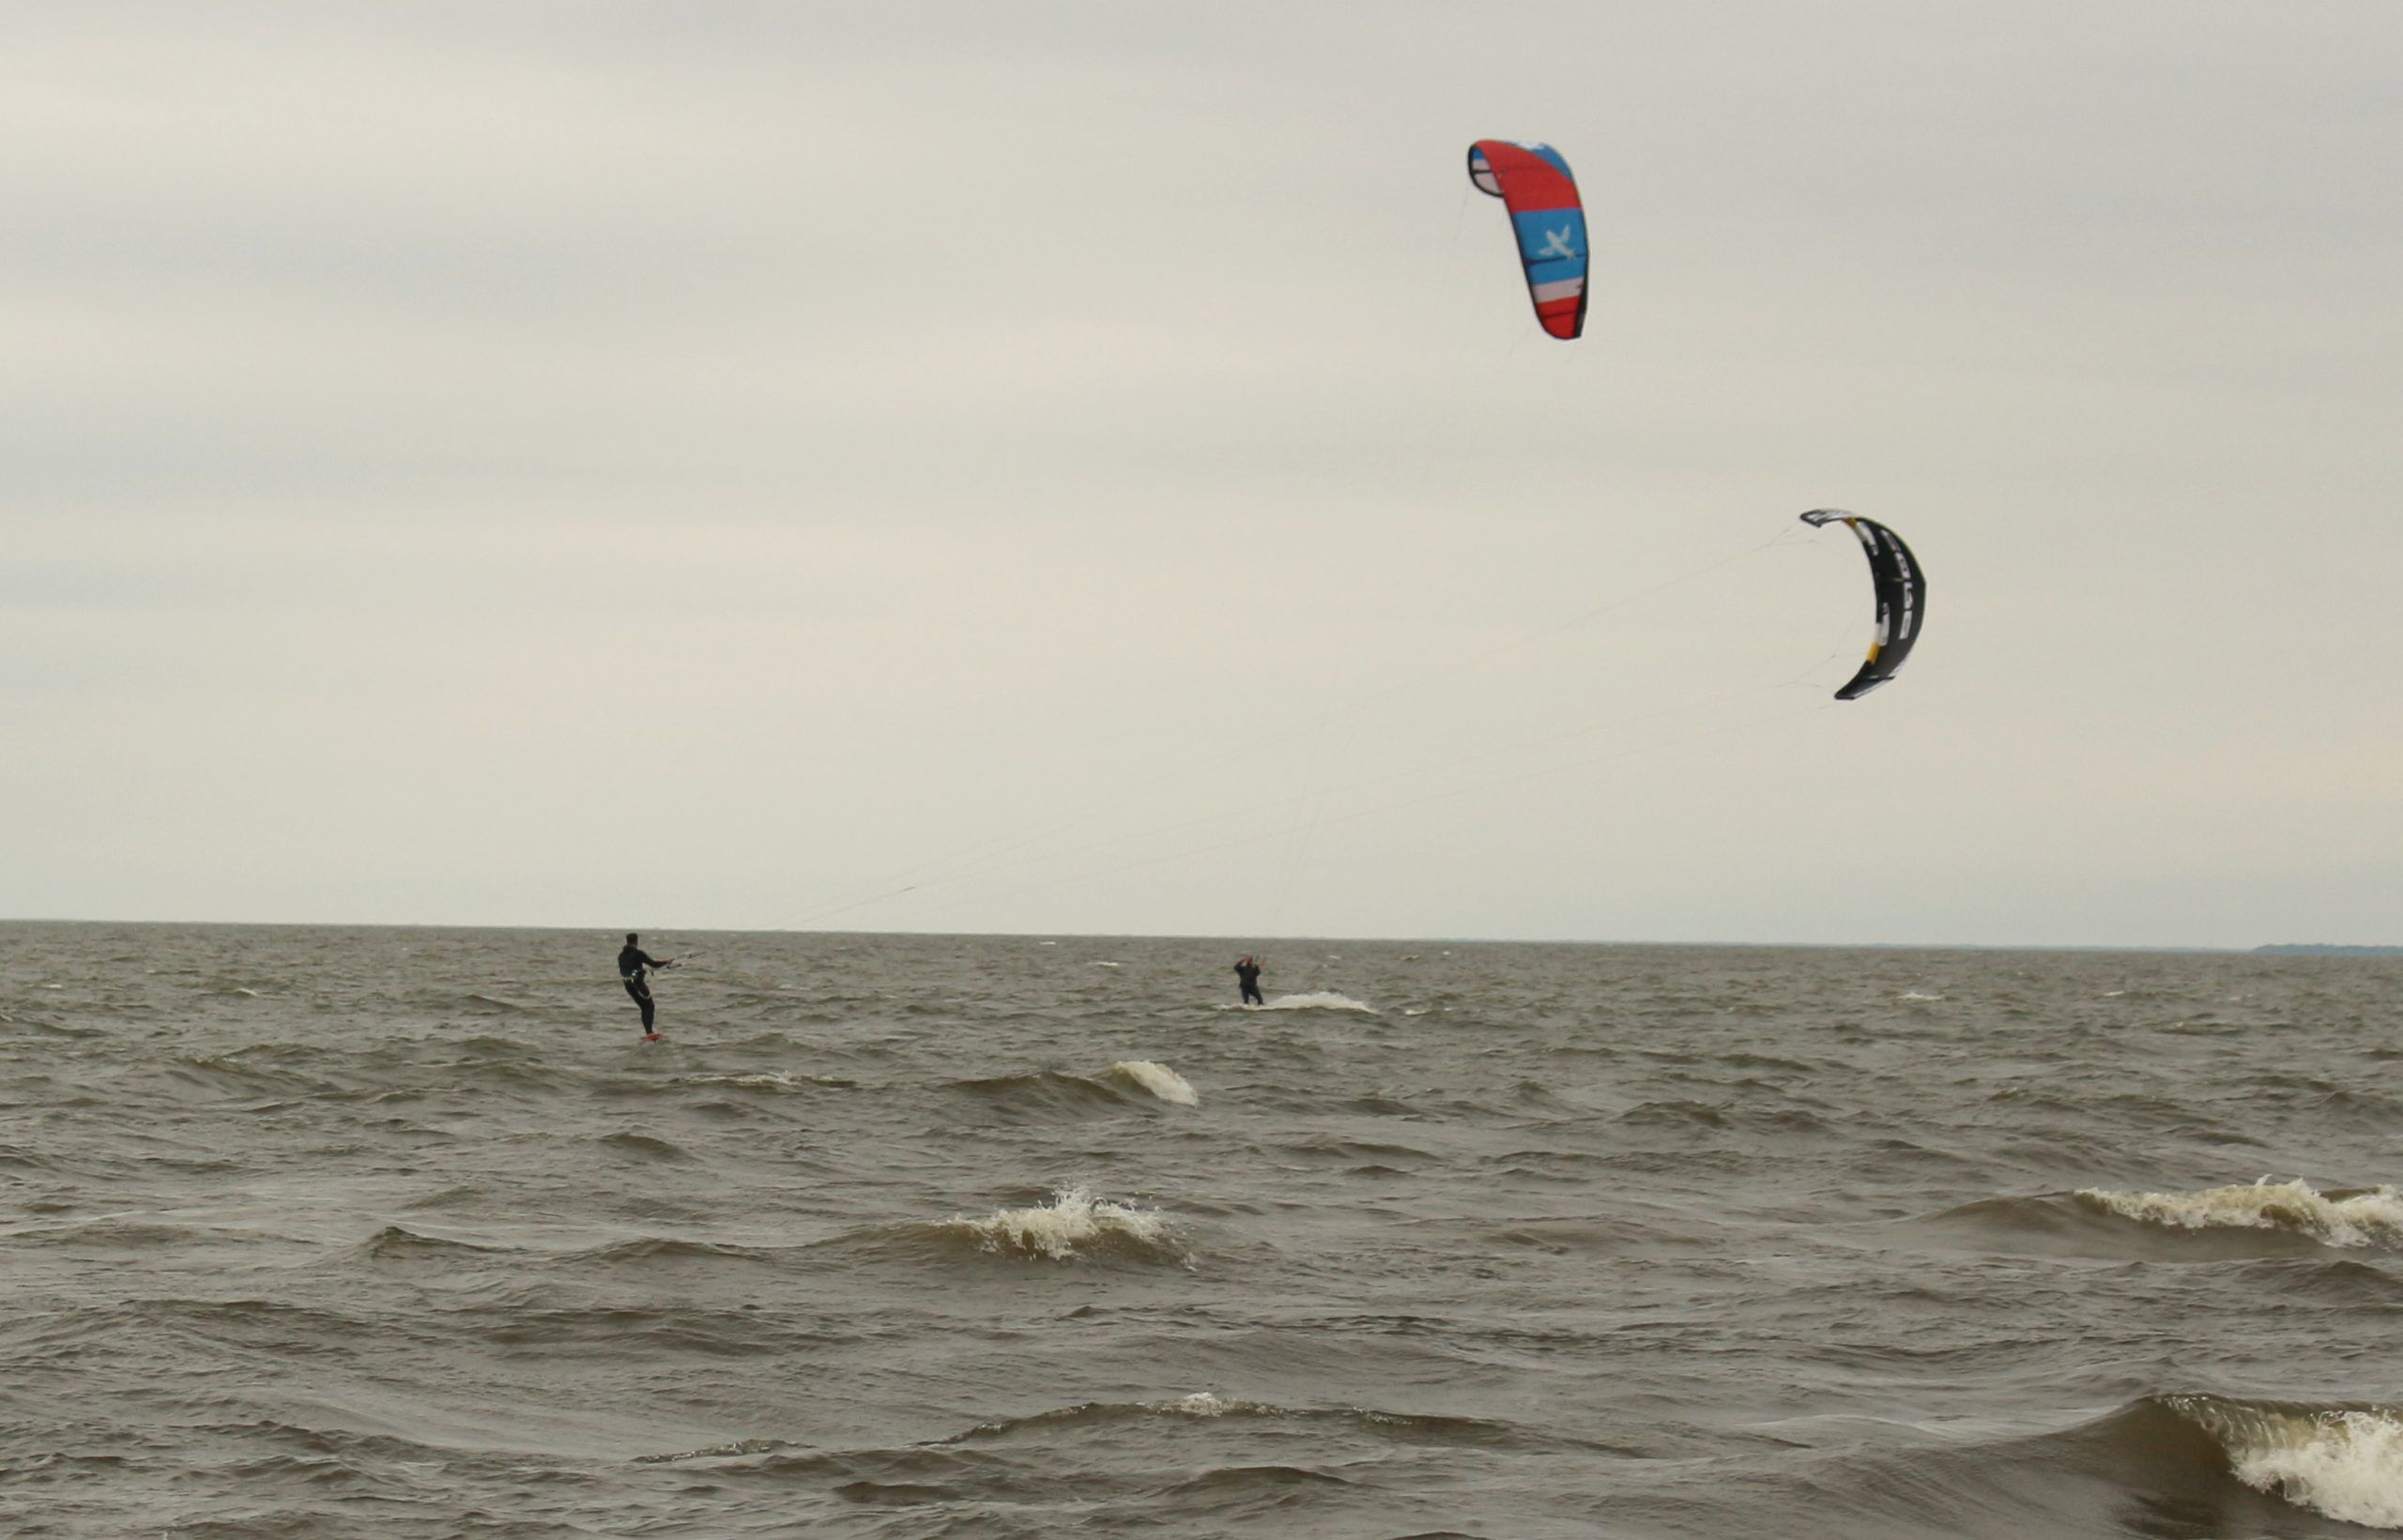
[5,2,2397,946]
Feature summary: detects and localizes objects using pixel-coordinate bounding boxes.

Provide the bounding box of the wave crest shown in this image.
[360,1225,511,1262]
[2077,1179,2403,1250]
[1107,1061,1198,1106]
[943,1070,1138,1120]
[2166,1394,2403,1529]
[678,1072,830,1091]
[565,1236,782,1267]
[947,1186,1181,1264]
[945,1392,1570,1451]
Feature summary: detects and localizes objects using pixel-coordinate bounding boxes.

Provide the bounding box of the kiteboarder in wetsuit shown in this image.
[1233,955,1264,1007]
[618,933,675,1038]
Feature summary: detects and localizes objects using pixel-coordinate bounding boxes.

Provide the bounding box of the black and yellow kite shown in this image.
[1801,510,1925,701]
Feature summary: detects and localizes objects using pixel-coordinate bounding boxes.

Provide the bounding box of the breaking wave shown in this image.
[1920,1180,2403,1258]
[946,1186,1182,1264]
[2166,1394,2403,1529]
[1779,1393,2403,1535]
[2077,1178,2403,1250]
[1107,1060,1197,1105]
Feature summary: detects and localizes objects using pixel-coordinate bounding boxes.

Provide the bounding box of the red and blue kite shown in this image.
[1466,141,1588,340]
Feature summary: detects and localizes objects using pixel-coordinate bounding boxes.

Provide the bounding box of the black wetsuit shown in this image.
[619,945,666,1031]
[1234,962,1263,1006]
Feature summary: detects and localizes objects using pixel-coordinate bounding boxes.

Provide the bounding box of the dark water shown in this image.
[5,924,2402,1537]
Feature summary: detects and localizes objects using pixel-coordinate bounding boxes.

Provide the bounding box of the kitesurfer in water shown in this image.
[1233,955,1264,1007]
[618,933,675,1039]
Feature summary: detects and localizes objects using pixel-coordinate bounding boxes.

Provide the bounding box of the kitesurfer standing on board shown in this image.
[1233,955,1264,1007]
[618,933,675,1039]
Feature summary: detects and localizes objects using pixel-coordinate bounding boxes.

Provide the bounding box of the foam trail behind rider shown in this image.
[618,933,676,1039]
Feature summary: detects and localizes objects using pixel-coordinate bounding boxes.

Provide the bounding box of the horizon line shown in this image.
[4,914,2394,954]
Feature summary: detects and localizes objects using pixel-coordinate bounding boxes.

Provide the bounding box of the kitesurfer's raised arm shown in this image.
[1234,955,1265,1007]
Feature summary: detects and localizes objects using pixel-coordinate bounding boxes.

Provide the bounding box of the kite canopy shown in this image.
[1466,140,1587,340]
[1801,510,1925,701]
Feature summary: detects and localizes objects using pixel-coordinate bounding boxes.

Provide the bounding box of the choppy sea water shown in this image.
[4,923,2401,1538]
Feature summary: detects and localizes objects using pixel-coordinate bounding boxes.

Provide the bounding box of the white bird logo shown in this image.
[1538,226,1577,259]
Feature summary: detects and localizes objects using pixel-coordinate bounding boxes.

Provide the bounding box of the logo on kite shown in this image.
[1800,510,1926,701]
[1466,140,1587,341]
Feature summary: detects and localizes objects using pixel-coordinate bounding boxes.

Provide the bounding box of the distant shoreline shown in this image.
[2254,944,2403,956]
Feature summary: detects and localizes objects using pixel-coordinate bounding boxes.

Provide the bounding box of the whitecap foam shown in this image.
[1154,1392,1287,1418]
[686,1073,798,1090]
[1108,1060,1198,1106]
[1899,990,1944,1001]
[2171,1396,2403,1530]
[2078,1179,2403,1249]
[953,1186,1173,1262]
[1163,1392,1238,1417]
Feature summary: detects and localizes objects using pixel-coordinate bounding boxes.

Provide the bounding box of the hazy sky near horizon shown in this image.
[6,2,2399,947]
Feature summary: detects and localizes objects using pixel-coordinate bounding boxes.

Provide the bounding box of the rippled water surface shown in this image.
[4,924,2401,1536]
